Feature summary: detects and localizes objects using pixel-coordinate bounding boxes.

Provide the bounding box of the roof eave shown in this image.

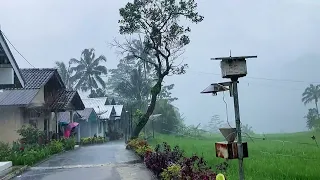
[0,31,25,88]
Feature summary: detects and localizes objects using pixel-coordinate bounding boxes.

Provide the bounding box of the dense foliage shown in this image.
[80,136,107,145]
[127,138,221,179]
[0,125,75,166]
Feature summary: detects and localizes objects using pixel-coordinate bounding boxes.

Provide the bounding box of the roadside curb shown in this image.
[0,165,28,180]
[125,148,158,180]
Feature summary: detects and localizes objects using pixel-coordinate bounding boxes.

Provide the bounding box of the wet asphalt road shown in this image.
[13,141,154,180]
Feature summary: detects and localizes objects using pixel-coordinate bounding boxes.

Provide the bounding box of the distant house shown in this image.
[82,97,125,138]
[0,32,84,144]
[0,68,85,143]
[57,108,100,138]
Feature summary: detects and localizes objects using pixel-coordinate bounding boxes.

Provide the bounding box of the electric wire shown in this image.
[0,30,35,68]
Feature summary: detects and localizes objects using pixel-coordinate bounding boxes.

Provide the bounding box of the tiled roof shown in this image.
[50,90,85,111]
[0,89,39,106]
[77,108,96,120]
[20,68,64,89]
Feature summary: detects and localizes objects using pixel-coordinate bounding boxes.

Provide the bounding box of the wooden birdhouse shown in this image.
[211,56,257,79]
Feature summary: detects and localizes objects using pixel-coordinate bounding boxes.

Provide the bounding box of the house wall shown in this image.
[78,120,91,138]
[90,121,98,136]
[0,107,24,143]
[29,87,45,106]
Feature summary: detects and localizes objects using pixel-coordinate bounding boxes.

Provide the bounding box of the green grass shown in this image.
[148,131,320,180]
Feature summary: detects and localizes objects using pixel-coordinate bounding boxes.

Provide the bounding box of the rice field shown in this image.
[148,131,320,180]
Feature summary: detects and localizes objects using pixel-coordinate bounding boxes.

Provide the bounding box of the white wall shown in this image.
[0,107,24,143]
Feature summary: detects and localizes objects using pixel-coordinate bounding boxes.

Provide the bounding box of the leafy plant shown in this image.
[160,164,182,180]
[17,125,45,145]
[0,142,11,161]
[80,136,106,145]
[180,155,217,180]
[61,137,76,150]
[48,140,64,154]
[136,145,153,157]
[144,142,184,176]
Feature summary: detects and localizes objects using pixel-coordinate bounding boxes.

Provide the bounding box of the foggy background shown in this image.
[1,0,319,133]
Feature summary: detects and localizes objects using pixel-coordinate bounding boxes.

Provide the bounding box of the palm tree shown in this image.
[302,84,320,113]
[54,61,73,90]
[124,35,154,76]
[70,48,107,94]
[115,66,151,107]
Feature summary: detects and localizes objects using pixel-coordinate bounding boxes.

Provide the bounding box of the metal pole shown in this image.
[232,79,245,180]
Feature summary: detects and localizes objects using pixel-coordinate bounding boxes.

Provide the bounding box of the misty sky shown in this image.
[1,0,320,133]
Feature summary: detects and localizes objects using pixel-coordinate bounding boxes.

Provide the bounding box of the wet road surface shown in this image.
[13,141,155,180]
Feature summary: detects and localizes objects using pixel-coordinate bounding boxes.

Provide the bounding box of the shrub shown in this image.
[80,136,106,145]
[0,142,11,161]
[127,138,147,150]
[61,137,76,150]
[144,148,168,176]
[144,142,184,176]
[160,164,182,180]
[17,125,45,145]
[136,145,153,157]
[9,145,51,166]
[48,140,64,154]
[180,155,217,180]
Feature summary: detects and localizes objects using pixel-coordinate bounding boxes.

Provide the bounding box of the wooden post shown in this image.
[55,110,59,139]
[70,110,73,123]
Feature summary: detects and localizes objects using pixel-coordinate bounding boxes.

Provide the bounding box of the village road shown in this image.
[13,141,155,180]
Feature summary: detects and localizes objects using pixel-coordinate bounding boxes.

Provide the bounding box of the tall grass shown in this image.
[148,131,320,180]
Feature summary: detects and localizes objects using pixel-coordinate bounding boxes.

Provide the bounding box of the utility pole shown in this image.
[202,54,257,180]
[231,77,244,180]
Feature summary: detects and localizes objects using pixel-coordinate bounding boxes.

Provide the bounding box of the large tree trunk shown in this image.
[131,77,162,138]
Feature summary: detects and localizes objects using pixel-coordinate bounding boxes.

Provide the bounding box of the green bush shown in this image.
[17,125,45,145]
[8,145,51,166]
[80,136,106,145]
[48,140,63,154]
[160,164,182,180]
[61,138,76,151]
[0,142,11,161]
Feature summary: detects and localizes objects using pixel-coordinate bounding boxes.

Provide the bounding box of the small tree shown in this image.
[116,0,203,138]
